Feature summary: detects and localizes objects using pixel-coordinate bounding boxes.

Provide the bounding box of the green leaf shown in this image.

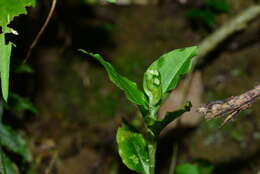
[116,125,150,174]
[0,0,36,31]
[0,150,19,174]
[0,0,36,102]
[146,102,192,137]
[206,0,230,12]
[0,124,31,162]
[176,164,200,174]
[0,34,11,102]
[79,49,148,108]
[144,46,198,96]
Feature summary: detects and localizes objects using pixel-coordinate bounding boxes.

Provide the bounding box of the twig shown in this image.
[23,0,57,64]
[198,85,260,126]
[167,5,260,174]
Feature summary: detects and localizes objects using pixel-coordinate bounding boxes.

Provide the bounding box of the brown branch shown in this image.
[23,0,57,64]
[198,85,260,126]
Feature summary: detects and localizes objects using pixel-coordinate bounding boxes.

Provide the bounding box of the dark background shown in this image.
[6,0,260,173]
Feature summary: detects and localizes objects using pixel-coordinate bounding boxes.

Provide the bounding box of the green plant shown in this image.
[0,1,36,173]
[80,46,198,174]
[0,100,32,174]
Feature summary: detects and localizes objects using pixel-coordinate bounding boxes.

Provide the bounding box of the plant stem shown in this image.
[148,140,157,174]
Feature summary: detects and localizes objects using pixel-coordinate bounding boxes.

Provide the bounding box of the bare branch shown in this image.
[198,85,260,126]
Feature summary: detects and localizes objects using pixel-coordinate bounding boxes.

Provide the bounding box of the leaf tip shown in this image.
[78,49,102,59]
[1,83,9,103]
[189,45,199,57]
[2,93,8,103]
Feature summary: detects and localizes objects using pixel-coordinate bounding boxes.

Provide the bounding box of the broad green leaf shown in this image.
[0,34,11,102]
[0,150,19,174]
[176,164,200,174]
[144,46,198,96]
[146,102,192,137]
[79,49,148,108]
[116,125,150,174]
[0,124,31,162]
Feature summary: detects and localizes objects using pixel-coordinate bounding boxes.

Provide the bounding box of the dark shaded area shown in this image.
[3,0,260,173]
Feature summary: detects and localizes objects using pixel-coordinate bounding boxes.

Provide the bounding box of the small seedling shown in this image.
[80,46,198,174]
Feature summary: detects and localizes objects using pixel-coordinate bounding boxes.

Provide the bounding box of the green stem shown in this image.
[148,140,157,174]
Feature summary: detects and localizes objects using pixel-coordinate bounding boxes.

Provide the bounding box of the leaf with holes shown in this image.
[144,46,198,97]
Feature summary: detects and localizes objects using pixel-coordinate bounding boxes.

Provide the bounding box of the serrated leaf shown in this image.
[146,102,192,137]
[144,46,198,96]
[176,164,200,174]
[0,34,12,102]
[0,124,31,162]
[0,150,19,174]
[116,125,150,174]
[79,49,148,108]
